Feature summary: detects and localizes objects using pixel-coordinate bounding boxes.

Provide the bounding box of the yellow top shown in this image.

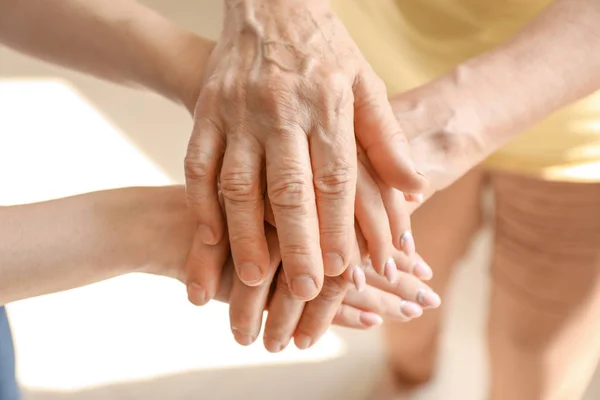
[331,0,600,182]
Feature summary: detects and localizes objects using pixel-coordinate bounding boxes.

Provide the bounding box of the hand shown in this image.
[226,224,440,352]
[184,0,427,304]
[140,187,437,336]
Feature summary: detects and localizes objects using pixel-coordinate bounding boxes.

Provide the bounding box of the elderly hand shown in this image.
[184,0,427,304]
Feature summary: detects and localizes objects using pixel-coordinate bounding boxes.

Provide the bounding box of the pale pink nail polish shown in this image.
[384,258,397,284]
[352,266,366,292]
[400,231,416,256]
[400,300,423,318]
[416,288,442,308]
[413,193,424,204]
[360,312,384,327]
[413,260,433,280]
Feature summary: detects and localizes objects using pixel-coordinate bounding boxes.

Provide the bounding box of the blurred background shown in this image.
[1,1,600,399]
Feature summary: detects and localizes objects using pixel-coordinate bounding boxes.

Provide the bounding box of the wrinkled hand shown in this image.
[184,0,427,304]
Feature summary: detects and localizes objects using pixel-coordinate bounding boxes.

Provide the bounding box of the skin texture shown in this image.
[184,0,427,304]
[0,186,436,337]
[0,0,434,351]
[3,0,600,350]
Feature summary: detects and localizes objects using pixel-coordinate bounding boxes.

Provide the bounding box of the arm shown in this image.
[0,187,194,305]
[0,0,213,112]
[392,0,600,196]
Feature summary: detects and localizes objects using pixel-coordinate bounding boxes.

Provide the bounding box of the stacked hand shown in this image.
[182,0,437,351]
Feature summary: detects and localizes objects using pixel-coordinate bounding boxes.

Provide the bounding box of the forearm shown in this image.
[0,0,213,111]
[393,0,600,193]
[0,186,193,305]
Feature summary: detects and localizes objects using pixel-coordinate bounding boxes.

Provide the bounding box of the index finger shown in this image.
[353,72,428,194]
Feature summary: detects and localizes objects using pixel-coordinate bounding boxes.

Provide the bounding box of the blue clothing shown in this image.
[0,308,19,400]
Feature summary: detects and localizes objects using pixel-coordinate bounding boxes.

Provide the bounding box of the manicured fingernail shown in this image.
[384,258,397,284]
[412,193,424,204]
[324,252,345,275]
[416,288,441,308]
[264,336,285,353]
[400,231,416,256]
[198,224,217,245]
[291,275,319,300]
[187,283,208,306]
[352,266,366,292]
[232,327,255,346]
[360,312,384,327]
[295,334,312,350]
[400,300,423,318]
[413,260,433,281]
[362,258,372,270]
[238,262,263,285]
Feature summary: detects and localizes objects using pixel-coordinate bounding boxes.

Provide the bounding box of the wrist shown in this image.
[390,74,486,191]
[107,186,194,281]
[159,32,215,115]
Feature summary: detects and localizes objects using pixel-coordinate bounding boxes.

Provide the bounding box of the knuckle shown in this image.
[220,169,261,203]
[184,150,213,184]
[250,76,299,118]
[268,171,311,209]
[313,161,355,198]
[280,243,313,260]
[314,71,352,113]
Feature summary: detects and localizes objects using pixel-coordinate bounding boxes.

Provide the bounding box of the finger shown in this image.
[355,228,413,276]
[405,193,424,204]
[221,135,270,286]
[353,71,428,194]
[185,231,230,306]
[365,268,441,309]
[377,249,433,281]
[266,129,323,301]
[184,99,226,245]
[309,87,357,277]
[358,145,415,258]
[355,158,396,282]
[293,239,361,349]
[342,285,422,321]
[263,268,305,353]
[229,226,281,346]
[264,196,276,227]
[331,305,383,329]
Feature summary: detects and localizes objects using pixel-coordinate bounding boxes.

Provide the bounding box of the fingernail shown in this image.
[264,336,285,353]
[238,262,263,285]
[324,252,345,275]
[198,224,217,245]
[232,327,255,346]
[360,312,384,327]
[413,260,433,281]
[291,275,319,300]
[362,258,373,270]
[416,288,441,308]
[400,300,423,318]
[187,283,208,306]
[352,266,366,292]
[412,193,424,204]
[295,334,312,350]
[399,231,416,256]
[384,258,397,284]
